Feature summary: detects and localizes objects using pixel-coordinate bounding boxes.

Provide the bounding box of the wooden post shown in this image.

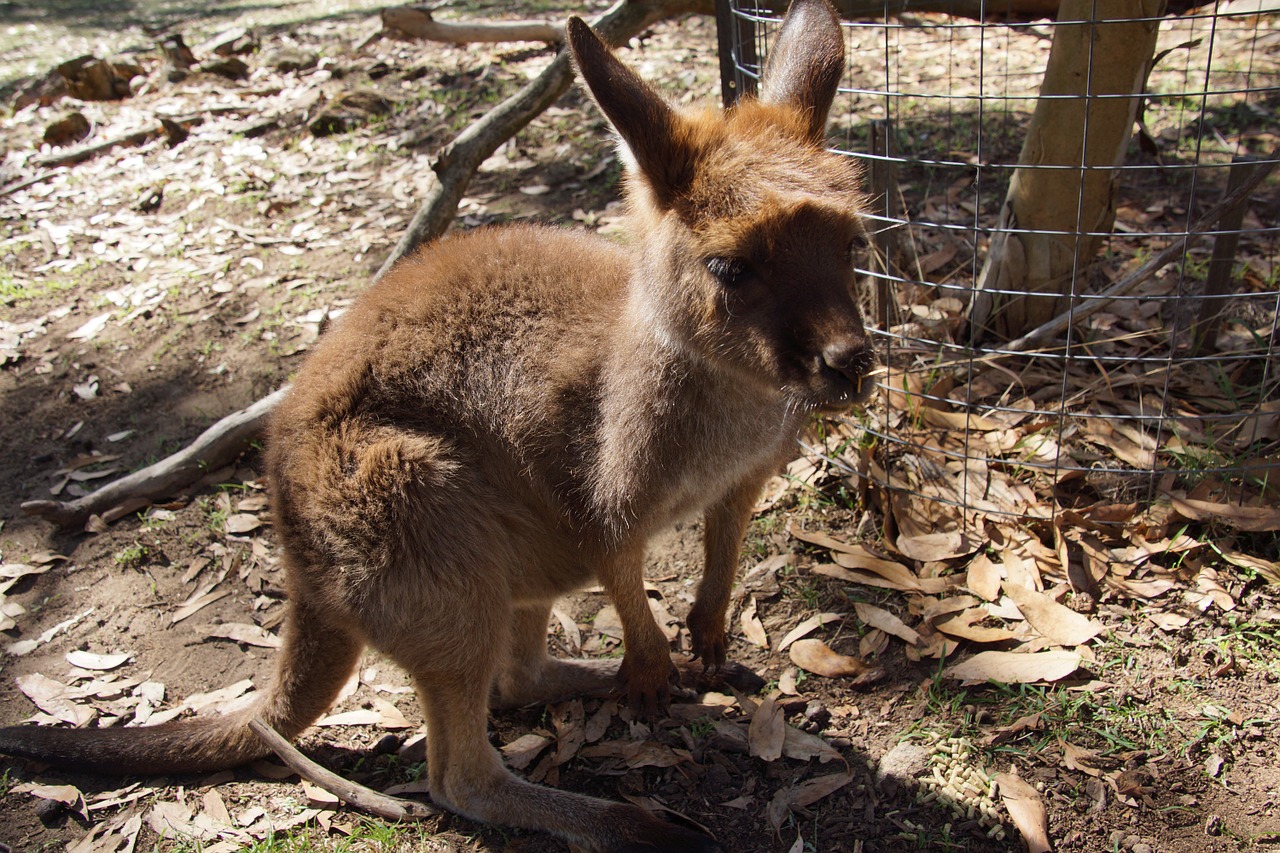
[1190,156,1262,356]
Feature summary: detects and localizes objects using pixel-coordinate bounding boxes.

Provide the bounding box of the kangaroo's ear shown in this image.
[759,0,845,142]
[567,17,697,208]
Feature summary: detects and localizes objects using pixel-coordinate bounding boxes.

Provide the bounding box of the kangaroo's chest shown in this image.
[591,376,800,535]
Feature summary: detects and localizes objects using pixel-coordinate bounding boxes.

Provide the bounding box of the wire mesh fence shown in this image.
[719,1,1279,532]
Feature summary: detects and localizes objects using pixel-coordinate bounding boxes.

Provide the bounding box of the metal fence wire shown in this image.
[717,1,1279,528]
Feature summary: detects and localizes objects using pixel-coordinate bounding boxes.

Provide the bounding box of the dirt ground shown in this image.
[1,2,1278,852]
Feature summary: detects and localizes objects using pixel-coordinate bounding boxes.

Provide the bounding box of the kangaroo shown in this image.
[0,1,872,849]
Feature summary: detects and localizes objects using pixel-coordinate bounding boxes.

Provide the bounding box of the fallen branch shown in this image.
[32,106,251,168]
[1002,154,1278,354]
[249,717,440,821]
[381,7,565,43]
[22,386,290,529]
[0,170,63,198]
[33,124,182,169]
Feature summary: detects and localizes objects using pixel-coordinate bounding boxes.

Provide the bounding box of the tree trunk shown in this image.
[968,0,1164,342]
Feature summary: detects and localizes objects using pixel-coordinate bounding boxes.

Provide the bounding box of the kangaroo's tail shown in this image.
[0,595,362,775]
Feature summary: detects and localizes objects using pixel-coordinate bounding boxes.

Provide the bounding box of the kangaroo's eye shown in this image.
[705,256,749,287]
[846,235,867,264]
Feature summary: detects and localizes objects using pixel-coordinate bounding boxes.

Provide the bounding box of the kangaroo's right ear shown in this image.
[567,17,698,209]
[759,0,845,142]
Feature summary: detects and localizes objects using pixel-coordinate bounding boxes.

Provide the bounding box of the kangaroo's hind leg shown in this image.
[493,601,620,710]
[399,613,719,852]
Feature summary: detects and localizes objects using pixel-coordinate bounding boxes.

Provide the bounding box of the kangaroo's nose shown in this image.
[821,339,876,386]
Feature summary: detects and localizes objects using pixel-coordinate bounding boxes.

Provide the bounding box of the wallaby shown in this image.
[0,1,873,849]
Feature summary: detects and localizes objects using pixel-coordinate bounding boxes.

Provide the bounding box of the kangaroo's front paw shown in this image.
[686,605,727,673]
[616,654,678,718]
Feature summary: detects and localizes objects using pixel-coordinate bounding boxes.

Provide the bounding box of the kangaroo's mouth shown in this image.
[810,358,881,412]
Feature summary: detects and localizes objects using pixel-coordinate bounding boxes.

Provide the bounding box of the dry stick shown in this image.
[1002,155,1278,354]
[0,170,63,198]
[33,106,251,169]
[380,7,565,43]
[248,718,440,821]
[24,0,698,529]
[21,386,290,528]
[34,125,173,169]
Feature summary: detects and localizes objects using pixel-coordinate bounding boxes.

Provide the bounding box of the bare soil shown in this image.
[1,3,1278,853]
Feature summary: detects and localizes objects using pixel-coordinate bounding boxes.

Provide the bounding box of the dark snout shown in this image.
[817,336,878,408]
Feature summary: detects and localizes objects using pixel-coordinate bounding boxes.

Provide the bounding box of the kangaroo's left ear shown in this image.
[759,0,845,142]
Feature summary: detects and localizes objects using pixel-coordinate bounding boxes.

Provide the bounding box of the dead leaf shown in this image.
[789,639,881,683]
[1147,611,1191,631]
[781,725,843,764]
[7,606,94,655]
[147,800,207,840]
[316,698,411,729]
[502,733,553,770]
[224,513,262,534]
[67,312,112,341]
[748,696,785,761]
[1171,497,1280,531]
[172,587,233,623]
[551,605,581,654]
[934,609,1021,644]
[966,552,1004,601]
[776,612,843,652]
[996,772,1051,853]
[831,548,928,590]
[621,741,691,769]
[789,771,854,807]
[853,602,919,645]
[301,779,341,808]
[896,530,979,562]
[15,782,89,821]
[858,627,889,659]
[201,623,281,648]
[1003,583,1105,646]
[1215,546,1280,585]
[202,789,234,826]
[593,604,623,640]
[1189,566,1235,612]
[1059,739,1104,777]
[944,650,1082,685]
[65,650,132,671]
[813,562,963,596]
[583,698,617,743]
[740,597,769,648]
[0,563,52,596]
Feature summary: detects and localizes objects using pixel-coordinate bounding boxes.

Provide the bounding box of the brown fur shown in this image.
[0,2,873,850]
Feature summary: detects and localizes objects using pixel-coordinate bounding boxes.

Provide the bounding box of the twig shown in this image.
[381,7,565,43]
[22,386,290,529]
[248,718,440,821]
[1002,154,1278,354]
[0,170,63,198]
[32,106,251,169]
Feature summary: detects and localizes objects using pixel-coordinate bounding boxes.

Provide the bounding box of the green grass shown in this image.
[0,267,80,307]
